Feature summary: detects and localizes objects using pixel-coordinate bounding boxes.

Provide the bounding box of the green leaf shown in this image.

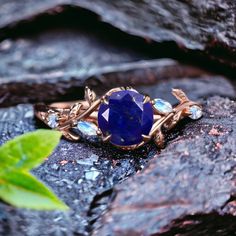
[0,130,61,174]
[0,129,67,211]
[0,171,68,210]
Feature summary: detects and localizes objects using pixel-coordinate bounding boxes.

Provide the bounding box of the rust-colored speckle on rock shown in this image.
[209,127,224,136]
[215,143,223,150]
[60,160,68,166]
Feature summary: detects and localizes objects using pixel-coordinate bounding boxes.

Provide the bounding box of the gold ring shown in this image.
[34,87,202,150]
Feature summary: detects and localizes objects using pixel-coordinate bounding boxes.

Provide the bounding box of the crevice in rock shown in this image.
[156,213,236,236]
[86,188,114,235]
[1,59,235,108]
[0,4,236,78]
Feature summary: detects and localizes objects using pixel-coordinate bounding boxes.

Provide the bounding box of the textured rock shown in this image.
[95,96,236,236]
[0,104,156,236]
[0,77,235,235]
[0,1,236,71]
[0,25,150,107]
[0,56,206,107]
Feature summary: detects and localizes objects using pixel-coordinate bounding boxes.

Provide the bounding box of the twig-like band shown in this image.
[34,87,202,150]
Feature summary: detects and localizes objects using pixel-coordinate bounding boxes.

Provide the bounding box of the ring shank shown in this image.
[34,87,202,150]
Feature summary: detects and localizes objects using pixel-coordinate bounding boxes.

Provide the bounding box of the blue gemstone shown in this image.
[98,90,153,146]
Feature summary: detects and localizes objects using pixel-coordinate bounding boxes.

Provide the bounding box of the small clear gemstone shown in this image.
[153,98,173,114]
[48,114,58,128]
[189,105,203,120]
[77,121,97,136]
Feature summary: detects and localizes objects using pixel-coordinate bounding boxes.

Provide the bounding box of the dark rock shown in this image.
[0,104,156,236]
[0,52,207,106]
[95,96,236,236]
[0,76,235,235]
[0,1,236,71]
[0,0,235,108]
[0,25,150,107]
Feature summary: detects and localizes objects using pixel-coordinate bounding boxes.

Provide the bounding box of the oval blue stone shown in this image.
[98,90,153,146]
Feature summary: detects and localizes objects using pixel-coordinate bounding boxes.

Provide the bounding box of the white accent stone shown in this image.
[77,121,97,136]
[153,98,173,114]
[48,114,58,128]
[189,105,203,120]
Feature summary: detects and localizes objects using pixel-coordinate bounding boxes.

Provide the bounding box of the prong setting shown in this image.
[102,134,111,142]
[143,95,151,103]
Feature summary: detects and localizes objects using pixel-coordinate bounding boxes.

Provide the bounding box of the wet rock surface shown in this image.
[0,1,236,71]
[95,96,236,236]
[0,78,235,235]
[0,103,156,236]
[0,1,235,236]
